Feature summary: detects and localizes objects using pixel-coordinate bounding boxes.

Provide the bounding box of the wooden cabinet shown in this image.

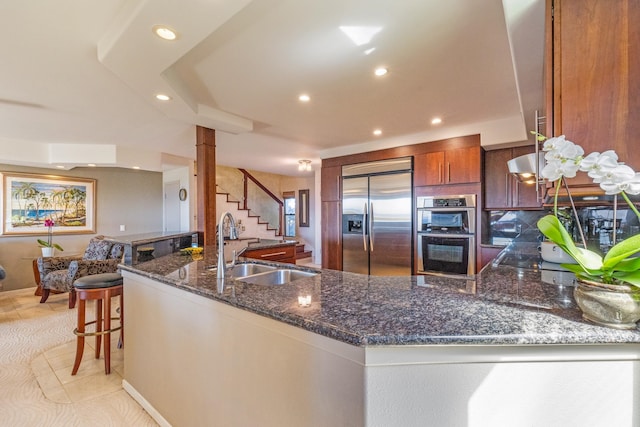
[321,201,342,270]
[321,165,341,201]
[484,146,541,210]
[243,244,296,265]
[480,246,504,269]
[546,0,640,182]
[414,146,481,186]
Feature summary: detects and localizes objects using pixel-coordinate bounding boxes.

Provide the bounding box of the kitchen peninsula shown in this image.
[119,243,640,427]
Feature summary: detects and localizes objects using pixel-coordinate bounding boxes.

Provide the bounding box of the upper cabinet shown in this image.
[414,146,481,186]
[546,0,640,183]
[484,146,541,210]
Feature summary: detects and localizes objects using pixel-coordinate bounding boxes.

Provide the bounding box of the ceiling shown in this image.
[0,0,545,175]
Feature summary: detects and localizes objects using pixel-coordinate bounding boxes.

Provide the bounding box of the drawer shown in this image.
[243,245,296,264]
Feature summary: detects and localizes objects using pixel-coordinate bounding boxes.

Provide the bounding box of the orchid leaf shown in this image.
[537,215,602,271]
[561,263,603,276]
[602,234,640,270]
[611,271,640,287]
[609,256,640,272]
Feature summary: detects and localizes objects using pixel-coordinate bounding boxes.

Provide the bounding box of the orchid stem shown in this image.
[620,191,640,221]
[561,176,587,249]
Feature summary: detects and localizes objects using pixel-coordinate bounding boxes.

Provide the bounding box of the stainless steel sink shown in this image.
[236,269,318,285]
[208,262,276,277]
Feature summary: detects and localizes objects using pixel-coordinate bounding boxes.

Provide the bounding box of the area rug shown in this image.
[0,311,157,426]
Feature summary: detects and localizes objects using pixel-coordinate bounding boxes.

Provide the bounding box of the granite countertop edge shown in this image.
[118,244,640,348]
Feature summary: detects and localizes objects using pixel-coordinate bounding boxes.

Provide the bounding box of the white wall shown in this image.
[0,164,163,291]
[163,166,194,232]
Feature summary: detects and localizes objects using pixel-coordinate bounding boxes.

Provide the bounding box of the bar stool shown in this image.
[71,272,123,375]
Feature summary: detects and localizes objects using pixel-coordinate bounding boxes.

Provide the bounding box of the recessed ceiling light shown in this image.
[153,25,177,41]
[431,117,442,125]
[156,94,171,101]
[374,67,388,77]
[56,165,65,169]
[298,94,310,102]
[132,166,140,170]
[88,163,96,167]
[363,48,376,55]
[373,129,382,136]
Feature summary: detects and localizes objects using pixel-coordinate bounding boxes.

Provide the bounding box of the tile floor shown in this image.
[2,288,127,404]
[0,288,155,425]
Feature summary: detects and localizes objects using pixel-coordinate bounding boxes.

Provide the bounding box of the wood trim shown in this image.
[196,126,217,246]
[321,134,480,168]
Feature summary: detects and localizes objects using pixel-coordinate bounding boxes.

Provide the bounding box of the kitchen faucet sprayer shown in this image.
[217,211,237,281]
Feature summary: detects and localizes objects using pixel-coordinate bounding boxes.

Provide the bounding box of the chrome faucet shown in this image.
[217,211,237,280]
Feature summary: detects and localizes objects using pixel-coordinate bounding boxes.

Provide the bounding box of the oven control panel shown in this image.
[418,194,476,208]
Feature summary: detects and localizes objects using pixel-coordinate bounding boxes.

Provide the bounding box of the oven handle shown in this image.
[417,232,474,239]
[362,202,368,251]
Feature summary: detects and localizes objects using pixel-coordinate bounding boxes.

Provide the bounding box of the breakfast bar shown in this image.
[119,242,640,426]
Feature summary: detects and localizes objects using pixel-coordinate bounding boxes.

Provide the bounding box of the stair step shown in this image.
[295,250,313,259]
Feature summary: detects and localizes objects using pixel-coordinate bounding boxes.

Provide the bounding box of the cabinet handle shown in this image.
[505,173,510,205]
[514,179,519,204]
[446,163,451,183]
[438,163,443,183]
[261,251,287,258]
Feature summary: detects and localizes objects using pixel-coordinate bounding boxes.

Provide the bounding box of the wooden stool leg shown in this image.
[95,298,103,359]
[118,292,124,349]
[71,299,86,376]
[104,289,112,375]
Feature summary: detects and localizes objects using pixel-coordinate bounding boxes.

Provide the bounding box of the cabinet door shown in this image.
[321,201,342,270]
[321,166,342,201]
[550,0,640,180]
[414,152,444,186]
[511,146,541,208]
[483,148,512,209]
[445,146,481,184]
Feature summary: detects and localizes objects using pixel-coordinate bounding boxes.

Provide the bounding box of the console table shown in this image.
[104,232,197,265]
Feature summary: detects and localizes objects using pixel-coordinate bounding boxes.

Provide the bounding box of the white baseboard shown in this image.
[122,379,172,427]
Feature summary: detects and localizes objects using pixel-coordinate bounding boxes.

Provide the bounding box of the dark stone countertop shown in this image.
[104,231,195,246]
[119,242,640,347]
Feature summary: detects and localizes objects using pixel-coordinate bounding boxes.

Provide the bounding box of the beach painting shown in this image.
[1,172,96,235]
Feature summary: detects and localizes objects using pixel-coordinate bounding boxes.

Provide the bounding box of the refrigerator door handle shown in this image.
[369,202,374,252]
[362,203,368,251]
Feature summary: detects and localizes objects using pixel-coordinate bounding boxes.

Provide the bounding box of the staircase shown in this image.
[295,243,312,260]
[216,191,280,240]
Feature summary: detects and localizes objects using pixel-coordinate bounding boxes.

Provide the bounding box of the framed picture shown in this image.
[299,189,309,227]
[1,172,96,235]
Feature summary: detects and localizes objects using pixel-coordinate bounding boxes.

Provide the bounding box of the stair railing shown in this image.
[238,169,283,235]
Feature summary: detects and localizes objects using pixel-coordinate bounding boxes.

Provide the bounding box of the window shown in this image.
[284,193,296,237]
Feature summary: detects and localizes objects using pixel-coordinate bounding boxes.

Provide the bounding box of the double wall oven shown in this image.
[416,195,476,277]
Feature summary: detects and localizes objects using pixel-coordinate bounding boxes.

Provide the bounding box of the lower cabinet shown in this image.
[243,245,296,265]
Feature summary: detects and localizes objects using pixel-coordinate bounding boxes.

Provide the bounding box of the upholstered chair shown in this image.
[37,236,124,308]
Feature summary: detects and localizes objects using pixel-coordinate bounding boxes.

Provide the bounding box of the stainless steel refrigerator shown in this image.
[342,157,412,276]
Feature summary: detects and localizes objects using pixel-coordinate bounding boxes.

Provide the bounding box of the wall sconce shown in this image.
[298,160,312,172]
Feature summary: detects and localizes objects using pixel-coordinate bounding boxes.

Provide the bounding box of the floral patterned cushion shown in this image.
[39,237,123,294]
[83,238,112,260]
[109,243,124,260]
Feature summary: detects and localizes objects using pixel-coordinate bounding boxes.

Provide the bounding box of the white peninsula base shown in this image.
[122,271,640,427]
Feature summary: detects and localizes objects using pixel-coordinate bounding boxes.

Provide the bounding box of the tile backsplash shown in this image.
[485,206,639,254]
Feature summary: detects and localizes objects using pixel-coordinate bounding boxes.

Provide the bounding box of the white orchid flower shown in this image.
[621,173,640,195]
[601,172,640,195]
[592,163,635,184]
[541,135,567,152]
[540,158,581,180]
[579,150,620,180]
